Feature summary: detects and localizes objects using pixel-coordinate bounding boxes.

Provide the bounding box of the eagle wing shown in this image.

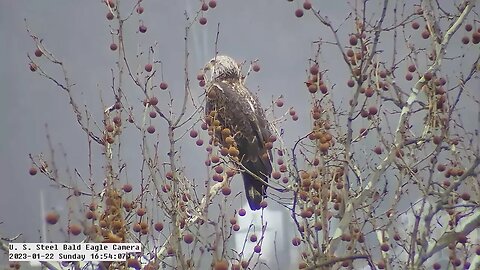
[206,80,272,210]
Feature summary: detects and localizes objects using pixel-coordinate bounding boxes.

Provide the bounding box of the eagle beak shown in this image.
[202,62,215,84]
[203,62,212,72]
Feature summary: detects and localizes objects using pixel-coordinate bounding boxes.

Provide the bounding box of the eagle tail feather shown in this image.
[242,172,266,210]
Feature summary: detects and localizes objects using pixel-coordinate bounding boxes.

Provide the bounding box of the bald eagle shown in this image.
[203,55,272,210]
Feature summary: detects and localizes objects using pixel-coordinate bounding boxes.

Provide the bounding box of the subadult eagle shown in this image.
[203,55,272,210]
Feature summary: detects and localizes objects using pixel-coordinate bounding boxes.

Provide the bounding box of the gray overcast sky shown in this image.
[1,0,479,268]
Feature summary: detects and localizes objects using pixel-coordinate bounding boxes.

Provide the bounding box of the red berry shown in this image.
[34,48,43,57]
[238,208,246,216]
[360,110,369,118]
[160,82,168,90]
[136,207,146,216]
[411,21,420,30]
[424,72,433,81]
[472,32,480,44]
[252,63,260,72]
[368,106,378,115]
[379,70,387,78]
[451,258,461,267]
[253,245,261,253]
[272,171,281,179]
[232,224,240,231]
[154,222,164,232]
[29,167,38,176]
[212,174,223,182]
[201,3,208,11]
[199,17,207,25]
[162,184,171,193]
[106,12,114,20]
[250,234,257,242]
[145,63,153,72]
[303,1,312,10]
[308,84,317,93]
[460,192,470,201]
[292,237,301,246]
[319,84,328,94]
[405,73,413,81]
[113,115,121,126]
[295,9,304,18]
[196,139,204,146]
[260,200,268,208]
[45,211,59,225]
[211,155,220,163]
[408,64,416,72]
[346,49,354,57]
[309,65,319,75]
[437,164,446,172]
[421,30,430,39]
[437,77,446,85]
[275,99,284,107]
[110,43,118,51]
[208,0,216,8]
[85,211,95,220]
[347,79,355,87]
[221,186,231,195]
[122,183,133,192]
[132,223,141,232]
[380,243,390,251]
[433,135,442,145]
[149,97,158,106]
[465,24,473,32]
[69,224,82,236]
[189,129,198,138]
[462,36,470,44]
[364,87,374,97]
[29,63,38,72]
[349,35,358,46]
[183,233,194,244]
[139,24,147,33]
[136,6,144,14]
[147,125,155,134]
[165,171,174,180]
[213,261,228,270]
[127,259,141,269]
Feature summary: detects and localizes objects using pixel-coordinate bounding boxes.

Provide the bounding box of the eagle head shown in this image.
[203,55,242,81]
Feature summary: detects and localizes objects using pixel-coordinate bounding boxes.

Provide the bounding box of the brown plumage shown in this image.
[203,55,272,210]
